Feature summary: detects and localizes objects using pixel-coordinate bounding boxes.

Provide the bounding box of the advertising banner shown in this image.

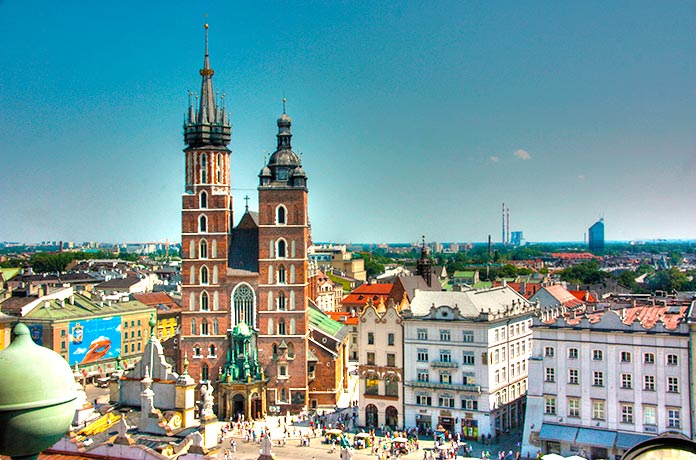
[68,316,121,366]
[28,324,43,346]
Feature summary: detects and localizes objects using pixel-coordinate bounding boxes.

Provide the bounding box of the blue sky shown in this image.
[1,1,694,244]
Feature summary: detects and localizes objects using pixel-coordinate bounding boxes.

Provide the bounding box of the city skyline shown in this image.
[1,1,694,244]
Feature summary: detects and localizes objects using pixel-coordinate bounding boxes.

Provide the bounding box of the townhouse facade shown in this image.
[403,287,536,440]
[522,303,693,460]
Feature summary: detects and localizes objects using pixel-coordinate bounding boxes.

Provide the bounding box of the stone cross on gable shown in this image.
[244,195,250,212]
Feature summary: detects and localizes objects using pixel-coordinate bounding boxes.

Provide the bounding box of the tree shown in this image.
[559,261,606,285]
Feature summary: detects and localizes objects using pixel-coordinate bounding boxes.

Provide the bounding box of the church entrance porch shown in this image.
[218,381,267,422]
[233,394,245,419]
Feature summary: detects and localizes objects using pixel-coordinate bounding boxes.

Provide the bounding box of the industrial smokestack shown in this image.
[506,207,510,246]
[502,203,506,244]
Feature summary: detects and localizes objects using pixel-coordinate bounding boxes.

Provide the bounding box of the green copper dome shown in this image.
[0,323,77,459]
[231,321,252,337]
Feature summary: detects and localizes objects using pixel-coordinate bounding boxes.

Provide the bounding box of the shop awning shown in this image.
[539,423,578,443]
[615,432,654,450]
[576,427,616,447]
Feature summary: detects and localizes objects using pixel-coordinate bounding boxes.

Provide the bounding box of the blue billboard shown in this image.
[68,316,121,366]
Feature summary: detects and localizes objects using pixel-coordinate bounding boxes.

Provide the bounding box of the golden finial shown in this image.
[282,97,287,114]
[204,23,209,29]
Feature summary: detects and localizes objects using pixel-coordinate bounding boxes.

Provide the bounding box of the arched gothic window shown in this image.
[199,240,208,259]
[287,342,295,358]
[200,266,209,285]
[200,153,207,183]
[277,239,286,258]
[200,291,209,311]
[276,205,286,225]
[278,291,286,311]
[278,318,286,335]
[213,318,219,334]
[191,318,197,335]
[216,153,222,183]
[201,363,209,381]
[199,215,207,233]
[201,319,209,335]
[209,344,216,357]
[232,283,255,328]
[289,318,296,335]
[278,265,286,284]
[200,191,208,208]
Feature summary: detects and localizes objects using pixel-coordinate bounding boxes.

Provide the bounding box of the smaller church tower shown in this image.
[256,103,311,412]
[416,236,433,287]
[179,24,233,383]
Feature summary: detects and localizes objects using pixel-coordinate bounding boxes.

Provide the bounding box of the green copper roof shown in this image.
[22,294,153,321]
[231,321,252,337]
[0,268,21,282]
[308,307,344,337]
[453,271,477,279]
[473,281,493,289]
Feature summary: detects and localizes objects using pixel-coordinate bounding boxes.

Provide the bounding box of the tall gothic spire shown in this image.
[184,24,230,148]
[198,24,216,125]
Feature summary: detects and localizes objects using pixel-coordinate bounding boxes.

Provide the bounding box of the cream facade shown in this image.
[522,306,692,460]
[403,287,536,440]
[358,300,404,429]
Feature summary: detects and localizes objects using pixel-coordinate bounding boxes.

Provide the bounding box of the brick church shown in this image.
[177,25,348,417]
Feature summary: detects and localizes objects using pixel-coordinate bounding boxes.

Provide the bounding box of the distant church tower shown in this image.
[416,236,433,287]
[179,24,232,382]
[256,106,311,411]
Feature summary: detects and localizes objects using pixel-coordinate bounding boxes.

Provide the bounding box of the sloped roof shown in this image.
[228,211,259,272]
[568,290,597,303]
[409,285,530,318]
[342,283,393,306]
[326,311,359,325]
[95,275,142,290]
[309,305,349,342]
[544,285,584,308]
[0,268,21,282]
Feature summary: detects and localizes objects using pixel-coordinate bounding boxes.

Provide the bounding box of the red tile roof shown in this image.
[341,283,393,307]
[492,281,541,299]
[545,284,584,309]
[550,252,602,260]
[568,290,597,303]
[326,311,360,325]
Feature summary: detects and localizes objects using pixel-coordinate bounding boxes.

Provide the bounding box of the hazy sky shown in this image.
[1,1,694,244]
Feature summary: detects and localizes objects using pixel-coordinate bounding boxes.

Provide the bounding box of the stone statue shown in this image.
[258,434,274,460]
[200,382,214,418]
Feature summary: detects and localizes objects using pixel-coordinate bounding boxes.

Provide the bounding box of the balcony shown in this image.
[431,360,459,369]
[409,381,480,393]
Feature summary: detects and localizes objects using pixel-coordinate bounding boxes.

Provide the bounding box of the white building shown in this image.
[403,286,536,441]
[522,302,692,460]
[358,298,406,429]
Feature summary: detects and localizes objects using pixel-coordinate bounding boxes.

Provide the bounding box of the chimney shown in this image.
[502,279,507,287]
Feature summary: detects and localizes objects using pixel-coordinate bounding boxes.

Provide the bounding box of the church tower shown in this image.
[256,105,311,412]
[179,24,232,382]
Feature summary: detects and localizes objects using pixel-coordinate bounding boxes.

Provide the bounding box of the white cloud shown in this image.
[513,149,532,160]
[489,156,500,163]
